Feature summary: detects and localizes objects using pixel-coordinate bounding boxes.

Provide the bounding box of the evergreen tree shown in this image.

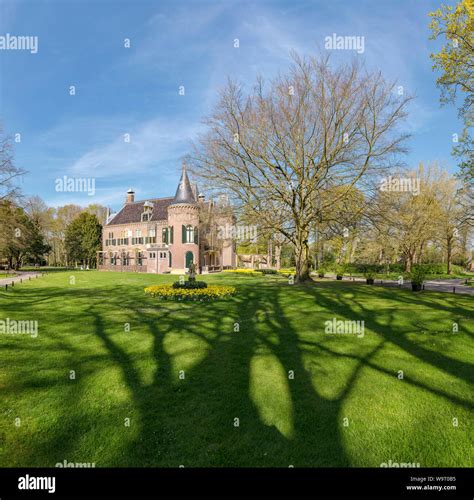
[65,212,102,267]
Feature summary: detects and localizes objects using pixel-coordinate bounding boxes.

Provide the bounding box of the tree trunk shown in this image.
[447,235,452,275]
[405,252,413,273]
[295,237,310,282]
[275,243,281,270]
[314,223,320,269]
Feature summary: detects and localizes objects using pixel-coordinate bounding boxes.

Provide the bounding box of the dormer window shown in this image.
[141,201,154,222]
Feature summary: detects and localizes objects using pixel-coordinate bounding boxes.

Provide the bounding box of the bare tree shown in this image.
[0,126,25,201]
[191,53,412,281]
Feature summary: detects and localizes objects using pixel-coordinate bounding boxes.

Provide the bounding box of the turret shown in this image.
[167,162,200,274]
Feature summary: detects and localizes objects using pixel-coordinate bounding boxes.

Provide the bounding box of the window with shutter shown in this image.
[185,225,193,243]
[162,227,168,244]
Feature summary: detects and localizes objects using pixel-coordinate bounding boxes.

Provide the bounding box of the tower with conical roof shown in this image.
[167,162,200,273]
[170,162,197,206]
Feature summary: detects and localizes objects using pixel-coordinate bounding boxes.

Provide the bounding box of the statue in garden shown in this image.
[188,262,196,282]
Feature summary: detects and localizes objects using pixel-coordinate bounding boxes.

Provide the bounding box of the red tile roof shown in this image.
[106,197,174,225]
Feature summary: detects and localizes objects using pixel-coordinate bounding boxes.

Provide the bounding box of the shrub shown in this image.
[172,280,208,289]
[362,267,377,280]
[335,264,346,277]
[409,265,427,285]
[277,268,296,276]
[347,263,404,274]
[222,269,262,276]
[145,284,236,301]
[256,269,278,275]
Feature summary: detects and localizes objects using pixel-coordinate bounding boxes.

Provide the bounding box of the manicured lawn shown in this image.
[344,271,473,281]
[0,271,472,467]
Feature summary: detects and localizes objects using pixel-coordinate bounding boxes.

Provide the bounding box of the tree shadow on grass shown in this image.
[12,277,471,467]
[301,282,474,399]
[81,279,394,467]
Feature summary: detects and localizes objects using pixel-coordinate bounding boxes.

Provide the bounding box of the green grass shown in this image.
[0,271,472,467]
[344,271,473,280]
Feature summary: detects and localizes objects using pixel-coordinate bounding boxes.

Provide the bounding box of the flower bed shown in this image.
[172,280,208,289]
[222,269,262,276]
[277,268,296,276]
[145,284,236,301]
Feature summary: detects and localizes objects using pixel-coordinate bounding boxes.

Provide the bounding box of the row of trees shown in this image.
[0,200,51,269]
[236,163,472,274]
[313,164,472,273]
[23,197,105,267]
[0,129,104,269]
[0,196,104,270]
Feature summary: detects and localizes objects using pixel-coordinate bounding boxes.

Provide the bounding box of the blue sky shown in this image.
[0,0,461,211]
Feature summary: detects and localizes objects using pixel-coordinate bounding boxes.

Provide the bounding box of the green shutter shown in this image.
[182,225,186,243]
[170,226,174,244]
[194,226,199,245]
[162,228,168,244]
[169,252,172,267]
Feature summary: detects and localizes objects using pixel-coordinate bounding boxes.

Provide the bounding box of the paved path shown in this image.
[322,274,474,296]
[0,271,42,287]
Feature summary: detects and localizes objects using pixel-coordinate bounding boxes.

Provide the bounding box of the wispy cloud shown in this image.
[68,117,203,179]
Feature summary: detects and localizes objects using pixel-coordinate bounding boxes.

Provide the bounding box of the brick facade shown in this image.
[97,165,236,274]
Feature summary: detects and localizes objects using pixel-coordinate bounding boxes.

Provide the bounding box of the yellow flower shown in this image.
[222,269,261,276]
[144,284,236,300]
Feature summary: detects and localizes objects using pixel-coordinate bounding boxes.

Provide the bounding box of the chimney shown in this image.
[126,188,135,204]
[198,192,205,202]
